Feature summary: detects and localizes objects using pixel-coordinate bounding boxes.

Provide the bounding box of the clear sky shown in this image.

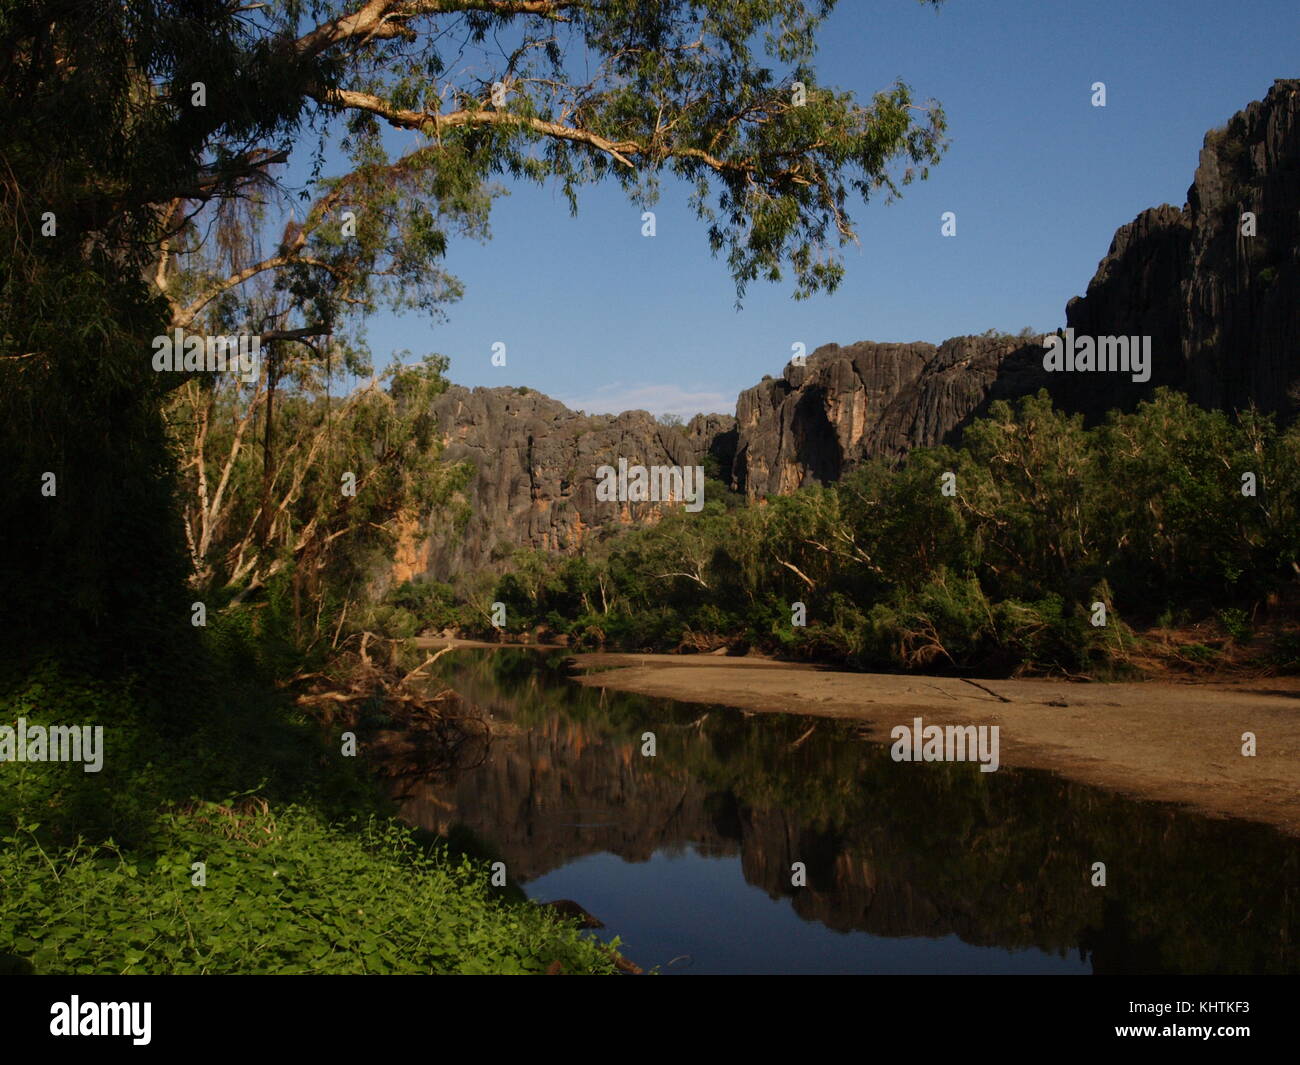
[349,0,1298,419]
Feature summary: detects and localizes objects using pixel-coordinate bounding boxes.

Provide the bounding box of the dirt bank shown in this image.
[572,653,1300,836]
[415,636,555,651]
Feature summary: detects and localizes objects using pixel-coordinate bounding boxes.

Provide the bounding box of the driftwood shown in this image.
[285,634,492,780]
[959,677,1012,703]
[539,899,605,928]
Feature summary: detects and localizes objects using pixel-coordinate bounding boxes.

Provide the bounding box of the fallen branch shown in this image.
[789,723,817,750]
[960,678,1011,703]
[401,644,454,683]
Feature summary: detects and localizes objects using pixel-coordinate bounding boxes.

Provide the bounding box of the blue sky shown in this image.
[345,0,1298,419]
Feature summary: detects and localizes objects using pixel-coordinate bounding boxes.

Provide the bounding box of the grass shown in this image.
[0,628,618,976]
[0,804,614,975]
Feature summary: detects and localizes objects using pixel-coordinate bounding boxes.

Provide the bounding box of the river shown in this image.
[388,649,1299,975]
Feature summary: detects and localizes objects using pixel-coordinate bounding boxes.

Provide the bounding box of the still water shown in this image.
[389,650,1298,975]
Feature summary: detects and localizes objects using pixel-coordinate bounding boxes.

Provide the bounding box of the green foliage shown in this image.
[378,578,467,634]
[332,0,950,302]
[0,807,614,975]
[472,390,1300,675]
[6,0,945,672]
[0,0,319,671]
[0,0,952,975]
[1218,607,1253,642]
[0,641,613,975]
[1271,632,1300,670]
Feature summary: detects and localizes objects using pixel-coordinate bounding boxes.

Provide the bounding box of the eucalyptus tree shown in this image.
[1,0,947,665]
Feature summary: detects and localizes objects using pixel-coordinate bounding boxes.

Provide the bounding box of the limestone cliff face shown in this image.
[412,81,1299,571]
[730,335,1049,497]
[729,80,1300,494]
[419,385,734,579]
[1066,78,1300,419]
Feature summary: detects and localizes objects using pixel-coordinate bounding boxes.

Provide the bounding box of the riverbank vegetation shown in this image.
[0,619,617,974]
[410,389,1300,678]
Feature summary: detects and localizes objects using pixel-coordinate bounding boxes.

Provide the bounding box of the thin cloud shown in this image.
[556,382,733,421]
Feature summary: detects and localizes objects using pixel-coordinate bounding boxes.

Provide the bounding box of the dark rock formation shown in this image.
[1066,78,1300,419]
[417,385,735,579]
[1061,204,1189,419]
[730,79,1300,494]
[410,81,1299,566]
[731,335,1049,497]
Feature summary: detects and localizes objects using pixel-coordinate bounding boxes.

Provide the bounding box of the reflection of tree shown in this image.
[372,698,493,799]
[289,639,495,794]
[1080,899,1170,975]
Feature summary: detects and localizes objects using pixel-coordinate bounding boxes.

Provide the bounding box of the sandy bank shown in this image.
[415,636,555,651]
[572,653,1300,836]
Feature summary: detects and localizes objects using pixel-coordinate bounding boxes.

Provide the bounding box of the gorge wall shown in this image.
[412,79,1299,580]
[414,385,736,580]
[732,78,1300,497]
[729,334,1051,498]
[1066,78,1300,419]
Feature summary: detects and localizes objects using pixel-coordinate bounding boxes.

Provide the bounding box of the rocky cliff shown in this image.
[730,334,1049,497]
[412,80,1299,573]
[729,79,1300,494]
[418,384,735,579]
[1066,77,1300,419]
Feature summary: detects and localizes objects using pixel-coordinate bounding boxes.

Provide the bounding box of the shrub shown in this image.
[0,806,616,975]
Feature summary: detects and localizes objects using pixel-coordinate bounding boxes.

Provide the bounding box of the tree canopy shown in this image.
[0,0,947,667]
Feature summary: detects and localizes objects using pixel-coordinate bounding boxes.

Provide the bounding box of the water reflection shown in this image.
[387,650,1299,975]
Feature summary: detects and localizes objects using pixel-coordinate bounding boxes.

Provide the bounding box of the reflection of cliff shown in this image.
[390,652,1300,973]
[394,712,1076,950]
[397,717,732,878]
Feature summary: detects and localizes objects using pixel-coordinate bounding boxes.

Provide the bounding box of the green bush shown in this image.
[0,806,615,975]
[455,390,1300,676]
[0,642,617,976]
[1218,607,1253,642]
